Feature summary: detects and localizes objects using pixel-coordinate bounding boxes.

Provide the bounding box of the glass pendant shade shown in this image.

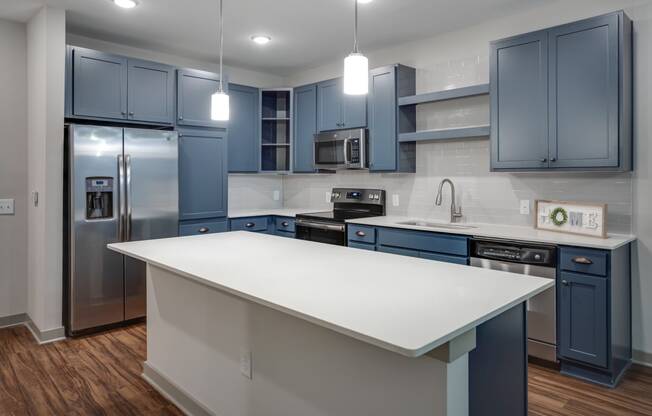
[211,91,230,121]
[343,52,369,95]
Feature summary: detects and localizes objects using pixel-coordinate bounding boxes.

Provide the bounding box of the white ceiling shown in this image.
[1,0,550,75]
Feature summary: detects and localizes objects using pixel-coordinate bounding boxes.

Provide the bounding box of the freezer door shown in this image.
[123,128,179,319]
[70,125,125,332]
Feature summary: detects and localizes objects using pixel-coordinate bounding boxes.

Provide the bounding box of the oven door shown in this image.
[295,220,346,246]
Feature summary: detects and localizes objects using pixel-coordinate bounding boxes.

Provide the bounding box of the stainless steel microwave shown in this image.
[313,129,368,170]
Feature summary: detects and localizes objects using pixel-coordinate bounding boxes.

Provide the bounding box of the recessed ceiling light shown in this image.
[113,0,138,9]
[357,0,373,3]
[251,35,272,45]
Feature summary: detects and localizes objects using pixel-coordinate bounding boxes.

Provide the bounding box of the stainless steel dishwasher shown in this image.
[470,238,557,363]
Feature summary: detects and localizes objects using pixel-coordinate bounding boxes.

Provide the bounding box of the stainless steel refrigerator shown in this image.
[64,125,178,336]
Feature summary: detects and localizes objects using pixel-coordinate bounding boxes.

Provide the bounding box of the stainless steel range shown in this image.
[295,188,385,246]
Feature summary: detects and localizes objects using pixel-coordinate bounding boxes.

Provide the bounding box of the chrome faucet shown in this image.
[435,178,463,223]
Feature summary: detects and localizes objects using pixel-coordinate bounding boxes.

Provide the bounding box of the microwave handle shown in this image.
[343,138,351,165]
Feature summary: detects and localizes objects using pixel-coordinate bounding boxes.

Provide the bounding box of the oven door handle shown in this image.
[296,220,345,232]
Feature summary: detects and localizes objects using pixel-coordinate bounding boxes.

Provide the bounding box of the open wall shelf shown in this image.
[398,125,490,142]
[398,84,489,106]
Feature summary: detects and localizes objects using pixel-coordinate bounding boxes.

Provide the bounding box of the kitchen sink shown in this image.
[396,220,477,230]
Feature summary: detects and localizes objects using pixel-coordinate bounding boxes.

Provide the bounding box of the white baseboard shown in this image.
[25,318,66,345]
[633,350,652,368]
[142,361,215,416]
[0,313,28,329]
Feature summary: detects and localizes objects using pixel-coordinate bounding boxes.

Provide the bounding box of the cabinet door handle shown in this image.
[121,111,126,116]
[561,280,569,286]
[550,157,557,162]
[281,221,289,227]
[245,222,255,228]
[129,111,134,116]
[540,158,547,163]
[198,227,209,233]
[356,231,366,237]
[179,116,184,120]
[572,256,593,265]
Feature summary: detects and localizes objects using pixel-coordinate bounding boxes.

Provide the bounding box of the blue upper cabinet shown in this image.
[317,78,342,131]
[178,128,228,220]
[72,47,128,121]
[293,83,318,173]
[368,64,416,172]
[228,83,260,173]
[127,59,175,124]
[548,13,624,169]
[491,11,632,171]
[177,68,227,129]
[68,46,175,125]
[490,31,549,170]
[317,77,366,132]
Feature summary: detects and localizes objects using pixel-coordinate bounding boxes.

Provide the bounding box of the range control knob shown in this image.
[534,254,542,261]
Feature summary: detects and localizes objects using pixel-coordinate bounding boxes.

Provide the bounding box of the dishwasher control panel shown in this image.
[471,239,556,267]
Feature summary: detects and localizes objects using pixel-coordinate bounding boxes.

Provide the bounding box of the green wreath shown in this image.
[549,207,568,226]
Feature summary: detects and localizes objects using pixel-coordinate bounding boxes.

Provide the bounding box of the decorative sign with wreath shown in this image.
[535,200,607,238]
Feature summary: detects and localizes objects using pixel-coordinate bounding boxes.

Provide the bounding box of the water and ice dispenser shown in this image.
[85,177,113,219]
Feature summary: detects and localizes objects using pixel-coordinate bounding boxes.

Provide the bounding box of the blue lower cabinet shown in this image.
[377,227,469,257]
[420,251,468,265]
[274,217,296,236]
[557,244,632,387]
[229,216,271,233]
[347,225,376,245]
[559,271,608,368]
[179,219,228,236]
[348,241,376,251]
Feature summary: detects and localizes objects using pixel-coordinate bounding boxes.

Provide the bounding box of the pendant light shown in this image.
[343,0,369,95]
[211,0,229,121]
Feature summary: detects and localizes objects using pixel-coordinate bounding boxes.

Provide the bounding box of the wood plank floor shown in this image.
[1,323,650,415]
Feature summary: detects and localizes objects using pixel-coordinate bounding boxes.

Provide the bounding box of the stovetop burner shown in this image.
[296,209,382,223]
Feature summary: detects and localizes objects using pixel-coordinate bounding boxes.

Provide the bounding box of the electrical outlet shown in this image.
[392,194,400,207]
[240,349,252,379]
[520,200,530,215]
[0,199,14,215]
[273,190,280,201]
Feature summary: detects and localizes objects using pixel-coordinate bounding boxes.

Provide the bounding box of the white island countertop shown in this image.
[348,215,636,250]
[109,232,552,357]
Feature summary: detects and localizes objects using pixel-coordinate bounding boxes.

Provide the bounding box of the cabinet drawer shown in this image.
[377,227,468,257]
[560,247,608,277]
[348,225,376,244]
[276,230,295,239]
[378,245,420,258]
[230,216,270,232]
[275,217,296,233]
[179,219,228,236]
[348,241,376,251]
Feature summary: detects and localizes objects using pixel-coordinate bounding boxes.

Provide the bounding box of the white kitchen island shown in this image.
[109,231,552,416]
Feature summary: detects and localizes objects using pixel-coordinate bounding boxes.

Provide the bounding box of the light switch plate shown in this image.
[520,200,530,215]
[273,190,280,201]
[240,349,252,379]
[0,199,14,215]
[392,194,400,207]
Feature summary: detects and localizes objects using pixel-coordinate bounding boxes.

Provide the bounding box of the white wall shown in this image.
[283,0,652,360]
[0,18,28,320]
[26,6,66,333]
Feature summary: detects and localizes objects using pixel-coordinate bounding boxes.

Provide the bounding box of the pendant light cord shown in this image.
[219,0,224,93]
[353,0,359,53]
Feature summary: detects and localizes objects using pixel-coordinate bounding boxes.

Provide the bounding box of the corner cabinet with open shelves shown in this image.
[260,89,293,172]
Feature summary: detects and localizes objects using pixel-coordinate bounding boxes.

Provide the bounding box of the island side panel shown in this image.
[469,302,527,416]
[144,264,454,416]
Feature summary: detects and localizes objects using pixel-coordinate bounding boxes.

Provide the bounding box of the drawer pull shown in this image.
[561,280,569,286]
[572,256,593,265]
[198,227,209,233]
[281,221,289,227]
[356,231,366,237]
[245,222,255,228]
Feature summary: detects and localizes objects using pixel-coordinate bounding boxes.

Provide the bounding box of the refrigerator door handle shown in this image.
[118,154,126,241]
[125,154,133,241]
